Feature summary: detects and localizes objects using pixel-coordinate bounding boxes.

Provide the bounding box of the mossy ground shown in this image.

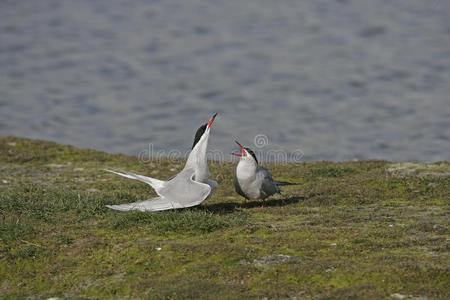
[0,136,448,299]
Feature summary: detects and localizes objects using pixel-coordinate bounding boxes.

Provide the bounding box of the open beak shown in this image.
[207,113,217,129]
[231,140,245,157]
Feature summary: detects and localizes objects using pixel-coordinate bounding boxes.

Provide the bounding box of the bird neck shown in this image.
[186,132,210,182]
[236,159,257,179]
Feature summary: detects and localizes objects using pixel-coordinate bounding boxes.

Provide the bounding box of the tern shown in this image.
[105,114,218,211]
[231,141,293,208]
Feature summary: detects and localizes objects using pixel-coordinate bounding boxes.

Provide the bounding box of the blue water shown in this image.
[1,0,449,161]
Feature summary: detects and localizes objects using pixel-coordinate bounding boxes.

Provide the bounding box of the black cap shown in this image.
[244,147,258,164]
[192,123,207,149]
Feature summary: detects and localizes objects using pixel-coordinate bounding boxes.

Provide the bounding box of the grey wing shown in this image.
[106,168,211,212]
[159,168,211,208]
[233,172,248,199]
[206,179,218,198]
[106,197,180,212]
[257,166,280,198]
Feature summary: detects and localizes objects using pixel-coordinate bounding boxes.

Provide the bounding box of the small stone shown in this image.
[2,180,7,184]
[389,224,394,227]
[156,247,162,251]
[46,163,66,168]
[253,254,296,267]
[390,293,410,299]
[325,267,336,272]
[7,142,16,146]
[73,168,84,171]
[330,243,337,246]
[1,280,10,290]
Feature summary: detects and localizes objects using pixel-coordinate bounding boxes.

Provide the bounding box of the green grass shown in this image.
[0,136,449,299]
[108,209,249,233]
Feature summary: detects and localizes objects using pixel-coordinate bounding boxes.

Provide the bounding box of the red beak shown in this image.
[231,140,245,157]
[207,113,217,129]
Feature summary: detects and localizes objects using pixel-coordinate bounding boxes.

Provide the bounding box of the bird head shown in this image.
[191,113,217,149]
[231,141,259,164]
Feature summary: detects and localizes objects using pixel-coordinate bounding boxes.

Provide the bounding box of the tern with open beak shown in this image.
[231,141,293,208]
[105,114,218,211]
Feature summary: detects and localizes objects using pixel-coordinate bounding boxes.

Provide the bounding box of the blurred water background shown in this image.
[1,0,449,161]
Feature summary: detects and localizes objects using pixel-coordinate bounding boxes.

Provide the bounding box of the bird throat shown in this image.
[187,132,210,183]
[236,159,257,180]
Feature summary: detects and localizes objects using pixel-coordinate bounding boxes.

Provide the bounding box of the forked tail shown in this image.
[274,180,298,186]
[104,169,165,191]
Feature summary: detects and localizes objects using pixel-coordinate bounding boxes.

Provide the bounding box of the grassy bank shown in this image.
[0,136,448,299]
